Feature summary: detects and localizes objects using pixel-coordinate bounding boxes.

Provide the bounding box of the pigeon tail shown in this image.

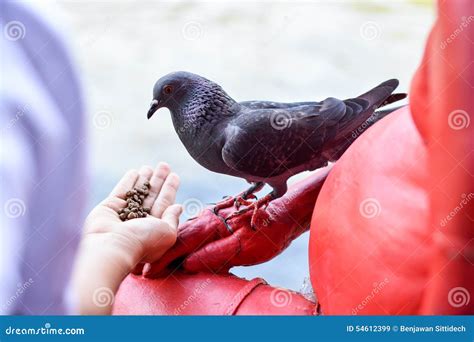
[337,79,405,138]
[378,93,407,109]
[357,79,401,108]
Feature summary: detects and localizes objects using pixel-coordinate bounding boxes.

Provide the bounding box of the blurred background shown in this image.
[36,0,434,291]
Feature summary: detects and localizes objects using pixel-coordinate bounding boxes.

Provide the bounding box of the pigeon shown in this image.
[147,71,406,227]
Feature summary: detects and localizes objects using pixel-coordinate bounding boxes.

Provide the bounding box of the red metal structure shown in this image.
[114,0,473,315]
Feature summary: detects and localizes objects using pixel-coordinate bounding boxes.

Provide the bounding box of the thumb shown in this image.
[137,205,182,265]
[162,204,183,230]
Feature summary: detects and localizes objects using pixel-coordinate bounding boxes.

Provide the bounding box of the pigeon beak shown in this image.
[147,99,160,119]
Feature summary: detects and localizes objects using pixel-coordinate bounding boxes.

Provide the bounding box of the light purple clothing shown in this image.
[0,1,87,314]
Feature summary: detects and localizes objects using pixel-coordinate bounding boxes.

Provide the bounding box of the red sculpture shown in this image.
[143,166,331,277]
[114,273,317,315]
[310,106,430,315]
[114,0,473,315]
[113,166,329,315]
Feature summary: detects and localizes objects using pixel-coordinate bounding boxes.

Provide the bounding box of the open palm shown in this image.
[84,162,182,266]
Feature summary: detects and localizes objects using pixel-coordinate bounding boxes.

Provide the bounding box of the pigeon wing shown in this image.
[221,97,356,179]
[239,100,319,109]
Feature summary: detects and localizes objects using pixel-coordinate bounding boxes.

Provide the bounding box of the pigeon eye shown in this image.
[163,85,173,95]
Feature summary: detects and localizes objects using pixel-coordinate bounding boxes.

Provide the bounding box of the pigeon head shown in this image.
[147,71,238,132]
[147,71,211,119]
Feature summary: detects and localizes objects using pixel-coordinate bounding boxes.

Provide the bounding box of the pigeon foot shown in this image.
[224,192,276,230]
[213,182,265,213]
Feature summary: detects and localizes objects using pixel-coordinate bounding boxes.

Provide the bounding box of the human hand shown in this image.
[72,162,182,314]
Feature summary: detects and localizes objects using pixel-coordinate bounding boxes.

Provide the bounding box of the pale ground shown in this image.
[41,0,434,291]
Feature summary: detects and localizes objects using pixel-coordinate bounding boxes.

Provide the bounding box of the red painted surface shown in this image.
[114,167,329,315]
[114,0,473,315]
[143,166,330,278]
[114,273,316,315]
[310,0,473,315]
[410,0,474,315]
[309,107,430,315]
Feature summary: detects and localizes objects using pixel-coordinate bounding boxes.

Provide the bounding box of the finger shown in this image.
[143,217,222,278]
[129,202,177,276]
[138,217,178,263]
[101,196,127,212]
[141,162,171,210]
[130,206,178,274]
[142,225,203,277]
[151,172,180,218]
[109,169,139,199]
[183,232,242,273]
[134,165,154,189]
[161,204,183,231]
[142,234,191,278]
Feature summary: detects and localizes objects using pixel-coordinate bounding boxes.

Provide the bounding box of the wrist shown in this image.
[71,233,140,315]
[81,232,141,273]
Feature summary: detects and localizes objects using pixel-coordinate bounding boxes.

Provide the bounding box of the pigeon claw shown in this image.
[213,182,264,213]
[242,182,265,200]
[213,196,236,214]
[223,206,251,226]
[234,195,255,210]
[249,193,274,230]
[224,193,275,231]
